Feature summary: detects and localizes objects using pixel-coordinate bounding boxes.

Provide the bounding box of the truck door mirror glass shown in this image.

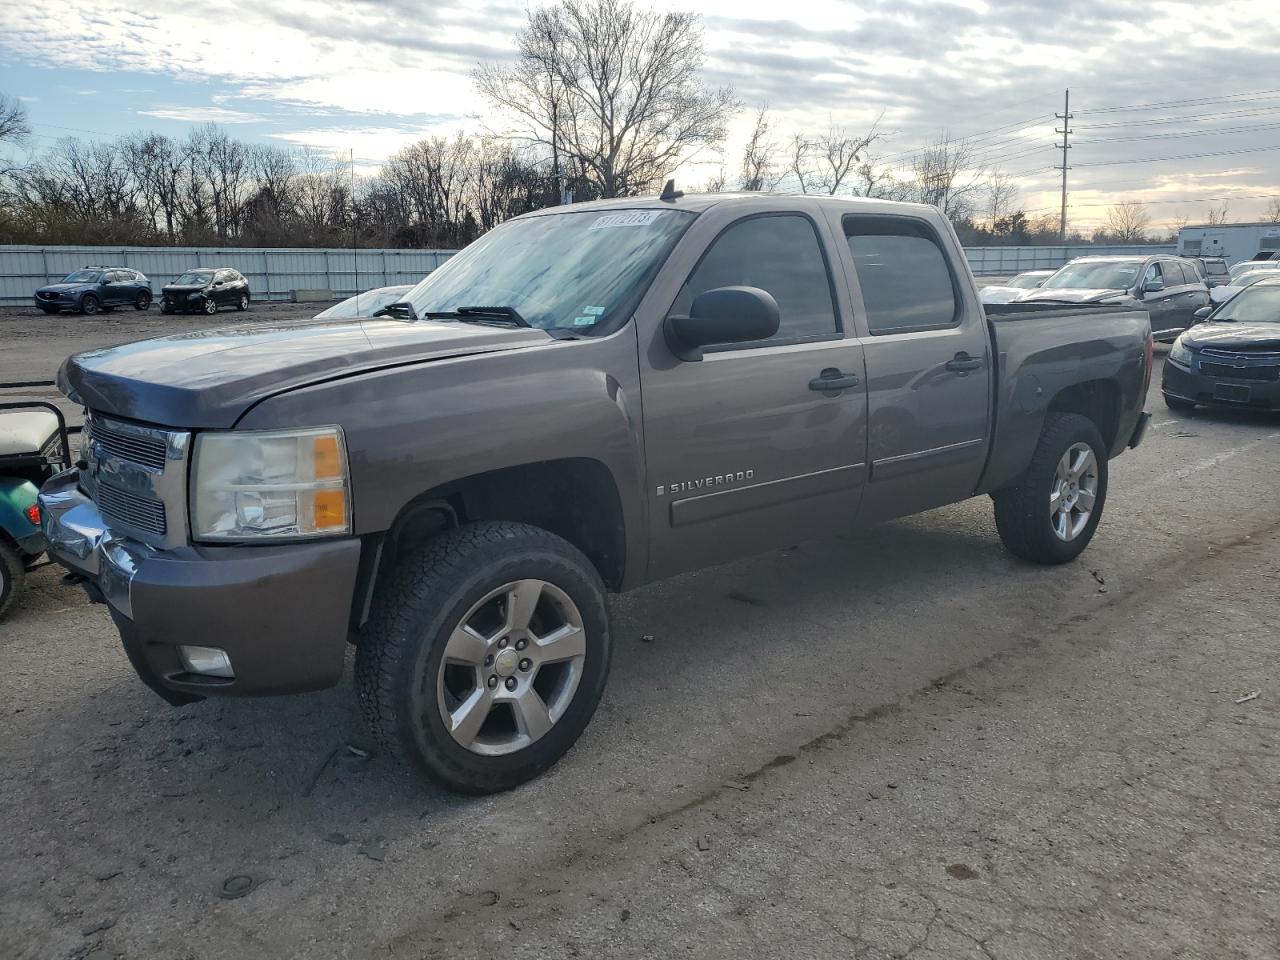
[664,285,781,361]
[1143,279,1164,294]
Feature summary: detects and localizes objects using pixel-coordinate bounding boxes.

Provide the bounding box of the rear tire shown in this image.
[356,521,611,794]
[994,413,1108,565]
[0,541,25,620]
[237,294,249,311]
[1164,393,1195,412]
[135,291,152,310]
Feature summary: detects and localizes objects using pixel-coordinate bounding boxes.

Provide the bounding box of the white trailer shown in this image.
[1177,223,1280,265]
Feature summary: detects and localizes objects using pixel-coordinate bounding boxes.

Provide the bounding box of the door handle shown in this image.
[809,368,860,392]
[945,353,983,372]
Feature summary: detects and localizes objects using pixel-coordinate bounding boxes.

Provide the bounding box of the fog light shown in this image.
[178,645,235,678]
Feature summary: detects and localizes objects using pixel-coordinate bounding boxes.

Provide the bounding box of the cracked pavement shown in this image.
[1,350,1278,959]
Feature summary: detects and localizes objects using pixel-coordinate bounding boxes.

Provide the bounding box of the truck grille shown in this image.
[88,418,168,469]
[96,481,167,535]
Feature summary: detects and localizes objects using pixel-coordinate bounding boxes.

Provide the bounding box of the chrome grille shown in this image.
[96,481,167,535]
[89,419,167,469]
[1198,361,1279,382]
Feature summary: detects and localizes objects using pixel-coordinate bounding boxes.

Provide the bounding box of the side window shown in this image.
[1143,263,1162,287]
[216,269,232,283]
[844,216,958,335]
[672,214,838,346]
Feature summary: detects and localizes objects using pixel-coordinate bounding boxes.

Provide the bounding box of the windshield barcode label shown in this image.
[588,211,663,230]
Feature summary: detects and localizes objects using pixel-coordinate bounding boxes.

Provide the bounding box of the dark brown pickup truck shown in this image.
[40,193,1153,793]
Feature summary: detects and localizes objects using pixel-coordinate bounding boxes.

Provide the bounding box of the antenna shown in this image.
[659,179,683,202]
[351,148,358,314]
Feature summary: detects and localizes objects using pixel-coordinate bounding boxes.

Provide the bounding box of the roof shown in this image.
[1181,221,1280,230]
[515,190,938,218]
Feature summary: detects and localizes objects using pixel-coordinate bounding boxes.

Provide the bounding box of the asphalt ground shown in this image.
[1,309,1278,959]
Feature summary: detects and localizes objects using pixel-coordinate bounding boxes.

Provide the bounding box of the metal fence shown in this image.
[0,244,457,304]
[0,241,1181,304]
[963,244,1176,276]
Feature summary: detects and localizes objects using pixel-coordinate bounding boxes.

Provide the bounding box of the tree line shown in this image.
[0,0,1228,250]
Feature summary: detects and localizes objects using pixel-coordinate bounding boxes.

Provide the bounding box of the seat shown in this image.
[0,411,61,457]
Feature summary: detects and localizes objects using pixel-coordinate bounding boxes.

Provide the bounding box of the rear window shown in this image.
[1206,261,1228,276]
[843,216,958,334]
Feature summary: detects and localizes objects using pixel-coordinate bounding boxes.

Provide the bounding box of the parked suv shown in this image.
[1020,255,1209,341]
[34,267,152,315]
[41,193,1153,794]
[162,268,251,315]
[1189,257,1230,288]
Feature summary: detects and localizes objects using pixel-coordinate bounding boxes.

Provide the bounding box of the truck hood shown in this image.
[1183,322,1280,351]
[59,318,553,428]
[1017,287,1131,305]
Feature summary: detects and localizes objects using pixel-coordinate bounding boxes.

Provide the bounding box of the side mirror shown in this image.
[1193,306,1212,322]
[1142,279,1164,294]
[664,286,780,361]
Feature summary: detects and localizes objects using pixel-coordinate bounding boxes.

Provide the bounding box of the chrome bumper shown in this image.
[39,469,148,618]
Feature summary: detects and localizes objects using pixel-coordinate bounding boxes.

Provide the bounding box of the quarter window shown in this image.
[844,217,959,334]
[672,214,839,347]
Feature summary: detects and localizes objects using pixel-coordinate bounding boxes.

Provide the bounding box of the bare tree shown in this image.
[475,0,737,198]
[1103,200,1151,242]
[700,169,727,192]
[0,92,30,179]
[788,116,884,195]
[1206,201,1231,225]
[1267,199,1280,223]
[907,135,984,221]
[739,106,780,191]
[983,170,1018,223]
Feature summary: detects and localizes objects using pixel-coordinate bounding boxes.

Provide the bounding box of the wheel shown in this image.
[237,294,249,311]
[135,291,152,310]
[356,521,611,793]
[79,294,100,315]
[1164,393,1195,412]
[0,541,25,620]
[202,298,218,315]
[994,413,1108,565]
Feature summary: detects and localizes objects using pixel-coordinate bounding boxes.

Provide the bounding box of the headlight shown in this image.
[1169,340,1193,368]
[191,426,351,541]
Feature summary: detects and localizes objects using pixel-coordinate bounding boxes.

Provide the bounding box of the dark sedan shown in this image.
[34,267,152,315]
[161,267,251,315]
[1163,277,1280,412]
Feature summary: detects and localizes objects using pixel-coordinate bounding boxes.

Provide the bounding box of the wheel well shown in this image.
[1047,380,1121,450]
[380,458,627,591]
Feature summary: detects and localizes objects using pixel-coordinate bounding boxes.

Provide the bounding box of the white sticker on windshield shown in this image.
[588,211,663,231]
[583,306,605,316]
[573,316,595,326]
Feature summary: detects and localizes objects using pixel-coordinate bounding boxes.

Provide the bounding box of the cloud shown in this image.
[139,106,263,124]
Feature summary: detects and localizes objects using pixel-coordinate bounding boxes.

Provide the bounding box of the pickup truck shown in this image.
[40,193,1153,793]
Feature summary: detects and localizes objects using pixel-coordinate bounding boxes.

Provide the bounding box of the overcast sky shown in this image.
[2,0,1279,231]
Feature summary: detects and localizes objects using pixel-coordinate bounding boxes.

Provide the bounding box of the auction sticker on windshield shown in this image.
[588,211,664,230]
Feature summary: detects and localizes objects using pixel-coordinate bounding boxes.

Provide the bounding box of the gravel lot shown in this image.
[1,310,1277,959]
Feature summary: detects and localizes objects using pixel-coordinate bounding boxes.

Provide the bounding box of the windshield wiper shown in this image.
[420,305,531,328]
[372,301,419,321]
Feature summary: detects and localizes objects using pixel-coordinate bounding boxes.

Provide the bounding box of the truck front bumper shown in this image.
[38,471,362,704]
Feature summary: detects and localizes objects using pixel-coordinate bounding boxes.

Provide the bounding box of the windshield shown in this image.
[62,270,101,283]
[1009,273,1047,289]
[1210,285,1280,323]
[1041,261,1142,290]
[1229,260,1280,279]
[400,208,695,333]
[316,286,413,320]
[174,270,214,285]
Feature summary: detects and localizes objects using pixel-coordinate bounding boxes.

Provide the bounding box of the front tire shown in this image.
[356,521,611,794]
[1164,393,1195,412]
[79,294,100,316]
[202,298,218,315]
[0,541,25,620]
[994,413,1108,565]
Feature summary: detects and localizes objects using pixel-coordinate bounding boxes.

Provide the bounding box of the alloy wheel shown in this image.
[1050,442,1098,542]
[436,579,586,756]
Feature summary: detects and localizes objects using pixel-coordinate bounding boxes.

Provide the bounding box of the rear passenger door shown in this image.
[1140,261,1181,340]
[639,208,869,581]
[831,212,992,521]
[1167,260,1209,331]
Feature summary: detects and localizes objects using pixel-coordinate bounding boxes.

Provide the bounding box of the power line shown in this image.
[1075,105,1280,130]
[1076,87,1280,115]
[1074,121,1280,145]
[1073,143,1280,167]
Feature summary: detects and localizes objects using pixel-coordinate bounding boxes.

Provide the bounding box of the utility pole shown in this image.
[1055,89,1073,242]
